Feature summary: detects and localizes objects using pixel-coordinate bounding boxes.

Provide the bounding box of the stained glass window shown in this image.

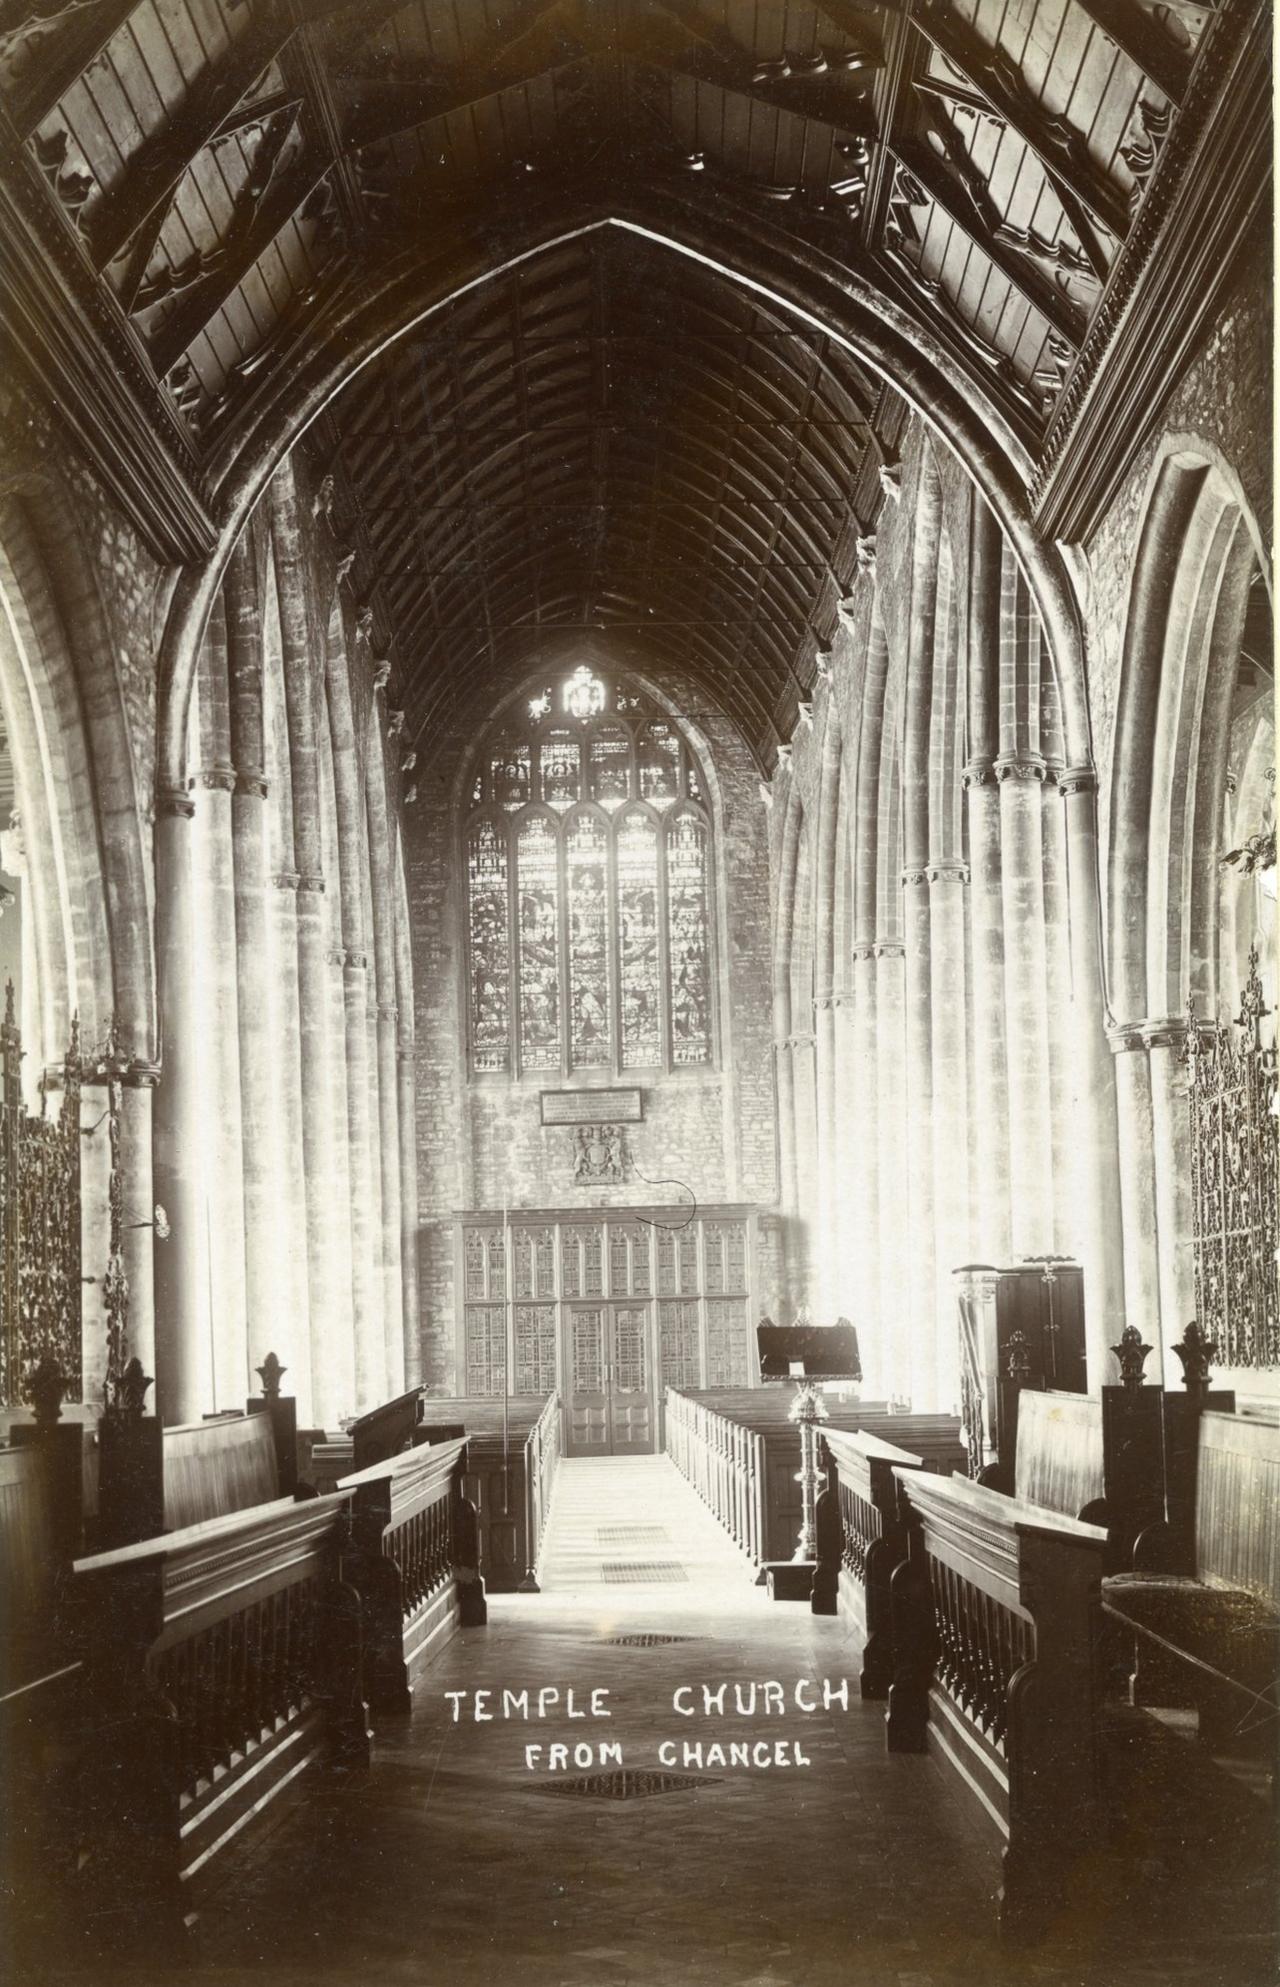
[617,810,661,1066]
[540,731,581,811]
[589,728,632,810]
[465,672,715,1075]
[491,734,530,811]
[517,815,560,1069]
[566,813,610,1067]
[638,722,680,807]
[667,811,711,1065]
[468,822,510,1072]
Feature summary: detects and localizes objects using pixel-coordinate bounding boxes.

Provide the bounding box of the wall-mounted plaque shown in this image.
[540,1087,642,1126]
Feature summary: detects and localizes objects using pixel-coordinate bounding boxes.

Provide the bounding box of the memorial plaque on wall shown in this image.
[540,1088,642,1125]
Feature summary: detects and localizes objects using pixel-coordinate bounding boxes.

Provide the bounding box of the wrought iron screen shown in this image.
[0,987,82,1404]
[1184,949,1279,1370]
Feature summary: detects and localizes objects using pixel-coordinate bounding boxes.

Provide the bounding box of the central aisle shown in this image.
[183,1456,1270,1987]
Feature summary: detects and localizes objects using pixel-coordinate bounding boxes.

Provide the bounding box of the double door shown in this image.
[457,1207,757,1458]
[565,1302,653,1456]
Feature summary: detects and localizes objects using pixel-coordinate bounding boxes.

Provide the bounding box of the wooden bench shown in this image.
[1103,1410,1280,1763]
[338,1436,485,1714]
[813,1427,923,1697]
[999,1387,1165,1572]
[665,1388,965,1569]
[96,1358,301,1549]
[72,1493,368,1952]
[414,1396,562,1592]
[887,1467,1107,1940]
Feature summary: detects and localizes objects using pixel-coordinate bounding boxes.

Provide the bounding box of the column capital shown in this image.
[1058,763,1099,796]
[377,1002,399,1022]
[1107,1021,1148,1055]
[812,992,835,1013]
[156,785,195,820]
[961,757,996,789]
[342,949,368,972]
[194,763,237,793]
[297,872,326,893]
[900,866,930,888]
[850,942,877,964]
[273,869,302,891]
[926,859,970,885]
[873,939,905,960]
[235,770,269,800]
[994,751,1051,784]
[396,1043,417,1064]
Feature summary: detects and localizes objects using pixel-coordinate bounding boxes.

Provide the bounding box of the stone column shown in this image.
[812,989,838,1314]
[997,755,1055,1253]
[774,1034,797,1214]
[225,540,312,1418]
[901,869,936,1406]
[873,940,908,1402]
[928,858,969,1411]
[1108,1025,1162,1366]
[1146,1019,1194,1377]
[1061,768,1127,1388]
[118,1076,157,1382]
[831,983,858,1321]
[152,790,208,1422]
[397,1041,421,1385]
[847,949,880,1385]
[964,762,1012,1261]
[341,947,381,1409]
[192,761,249,1411]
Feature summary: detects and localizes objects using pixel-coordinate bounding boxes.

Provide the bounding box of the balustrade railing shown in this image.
[73,1493,368,1939]
[813,1427,924,1695]
[887,1467,1106,1939]
[664,1387,765,1566]
[340,1435,485,1713]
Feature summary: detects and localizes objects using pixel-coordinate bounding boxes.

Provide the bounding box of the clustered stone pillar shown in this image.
[152,788,206,1423]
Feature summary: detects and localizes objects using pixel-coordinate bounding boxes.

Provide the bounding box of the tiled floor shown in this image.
[88,1459,1280,1986]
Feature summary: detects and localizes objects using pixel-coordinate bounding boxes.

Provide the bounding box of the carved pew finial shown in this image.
[1172,1321,1216,1400]
[109,1355,153,1421]
[27,1352,66,1428]
[257,1352,286,1401]
[1111,1324,1153,1393]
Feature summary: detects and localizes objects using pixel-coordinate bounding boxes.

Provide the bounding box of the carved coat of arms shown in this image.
[572,1122,626,1183]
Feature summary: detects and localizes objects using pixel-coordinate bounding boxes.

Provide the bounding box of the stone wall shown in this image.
[404,662,778,1391]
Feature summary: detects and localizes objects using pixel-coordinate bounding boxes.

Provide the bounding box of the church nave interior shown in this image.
[0,0,1273,1980]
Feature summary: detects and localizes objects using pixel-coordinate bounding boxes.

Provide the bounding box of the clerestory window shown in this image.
[465,668,715,1077]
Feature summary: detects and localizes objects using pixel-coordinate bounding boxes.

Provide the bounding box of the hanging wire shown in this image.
[626,1167,698,1232]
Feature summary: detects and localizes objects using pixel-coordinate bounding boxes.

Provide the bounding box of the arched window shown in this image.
[465,669,715,1076]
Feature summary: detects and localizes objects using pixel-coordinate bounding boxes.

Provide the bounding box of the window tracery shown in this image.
[465,671,715,1076]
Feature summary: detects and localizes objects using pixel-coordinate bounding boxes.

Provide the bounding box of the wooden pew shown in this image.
[414,1396,562,1592]
[72,1493,368,1952]
[1000,1386,1165,1572]
[96,1357,300,1549]
[1103,1410,1280,1762]
[813,1427,924,1697]
[887,1467,1107,1940]
[665,1388,966,1569]
[338,1436,485,1714]
[350,1385,428,1469]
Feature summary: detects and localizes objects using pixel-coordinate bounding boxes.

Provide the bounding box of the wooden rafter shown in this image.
[86,5,303,272]
[4,0,139,141]
[911,8,1132,244]
[1070,0,1190,105]
[149,129,330,373]
[890,139,1084,344]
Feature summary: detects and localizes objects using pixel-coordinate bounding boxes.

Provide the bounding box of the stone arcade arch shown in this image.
[1108,445,1276,1389]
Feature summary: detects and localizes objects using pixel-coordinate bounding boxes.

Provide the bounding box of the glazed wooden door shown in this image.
[564,1302,655,1455]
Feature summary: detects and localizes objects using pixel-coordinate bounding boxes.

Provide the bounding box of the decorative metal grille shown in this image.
[1183,949,1279,1370]
[0,989,82,1405]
